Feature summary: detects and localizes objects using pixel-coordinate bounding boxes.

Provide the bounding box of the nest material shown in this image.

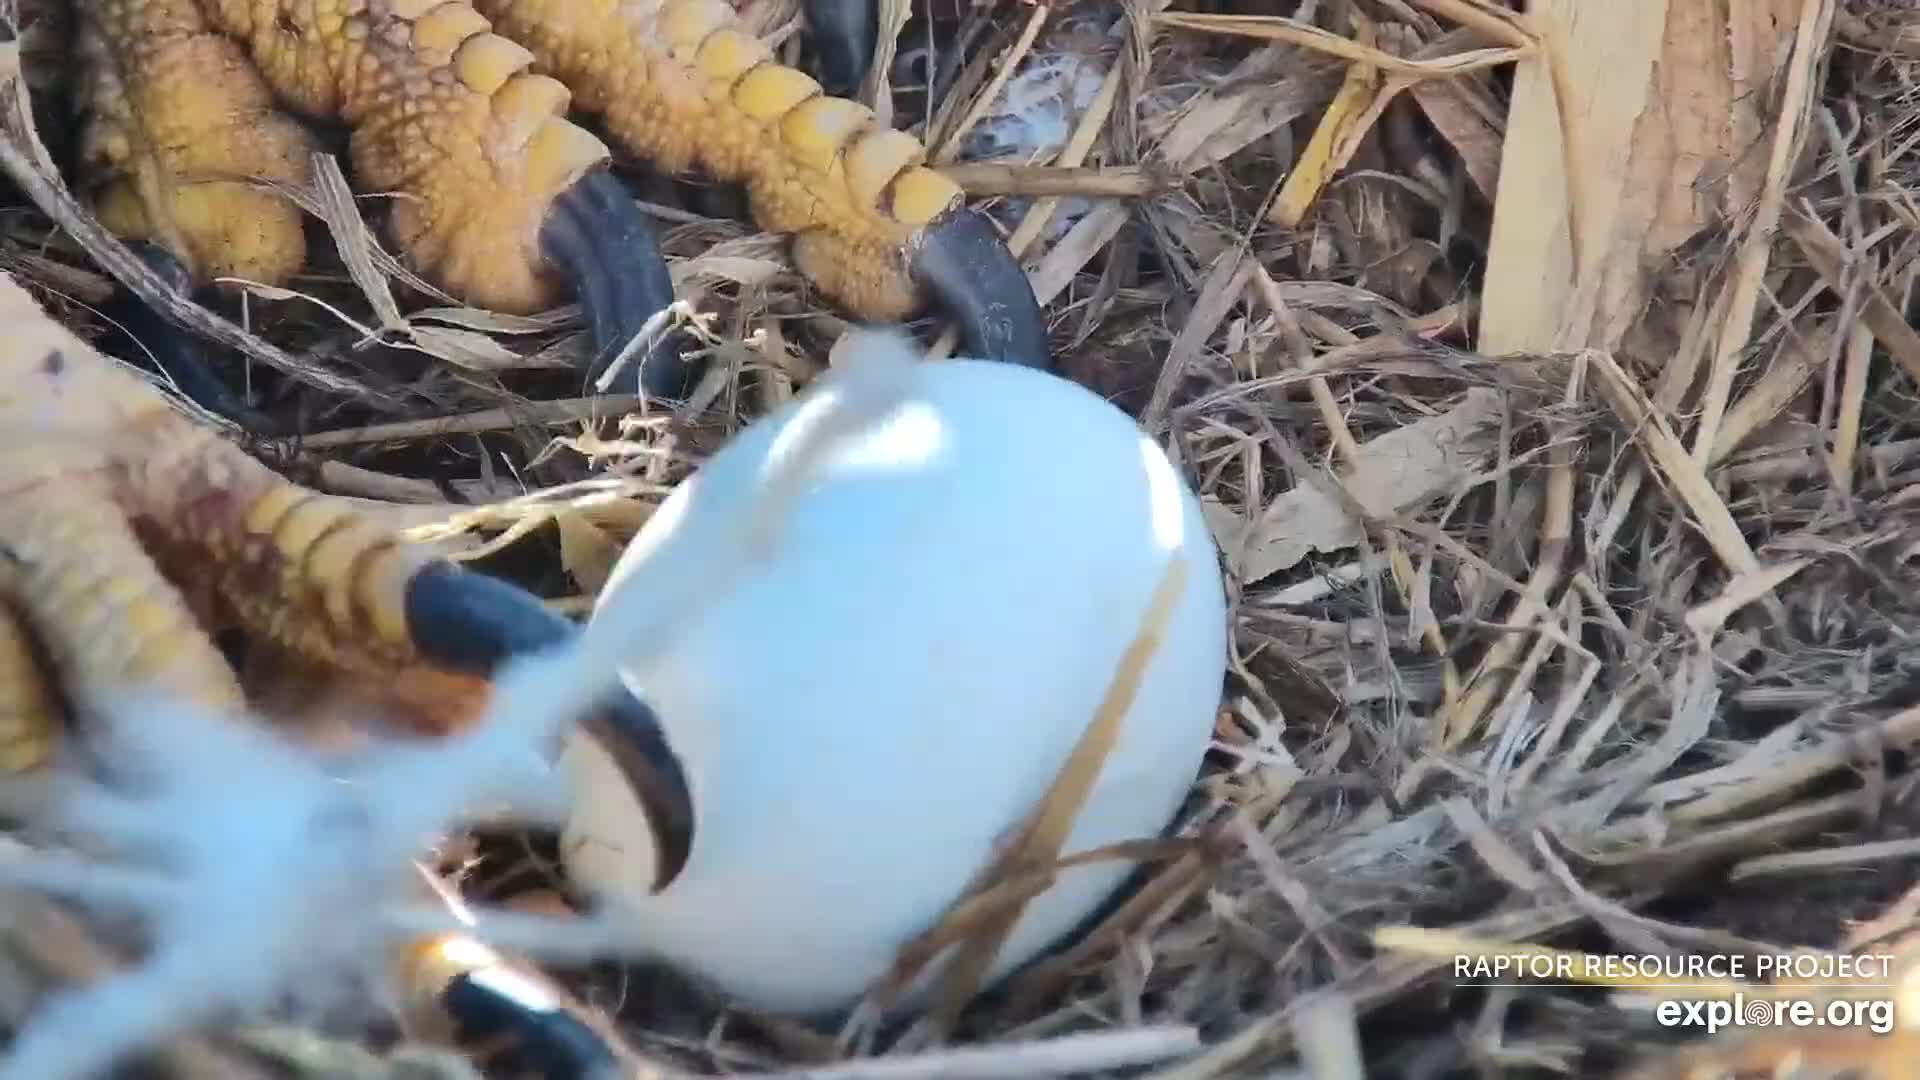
[3,0,1920,1076]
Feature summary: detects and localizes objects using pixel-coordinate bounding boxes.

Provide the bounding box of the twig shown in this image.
[300,395,647,448]
[1248,263,1463,715]
[1582,348,1768,585]
[1406,0,1534,51]
[1689,0,1833,464]
[757,1027,1201,1080]
[1439,353,1579,747]
[1832,320,1874,497]
[1154,12,1530,75]
[1269,15,1389,228]
[594,300,699,394]
[931,1,1050,164]
[1140,251,1253,430]
[1662,704,1920,826]
[1787,211,1920,389]
[1731,836,1920,881]
[1143,905,1587,1080]
[938,164,1171,198]
[1709,317,1838,465]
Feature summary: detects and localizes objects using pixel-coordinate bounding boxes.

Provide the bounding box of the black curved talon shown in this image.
[404,560,694,891]
[540,168,691,401]
[805,0,879,97]
[909,207,1052,369]
[107,243,276,432]
[439,961,623,1080]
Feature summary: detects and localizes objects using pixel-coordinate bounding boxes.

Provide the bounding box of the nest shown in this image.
[1,0,1919,1076]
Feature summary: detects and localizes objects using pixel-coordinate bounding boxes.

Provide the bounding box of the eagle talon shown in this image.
[404,560,694,891]
[541,169,691,400]
[803,0,879,97]
[908,207,1050,368]
[436,962,623,1077]
[72,0,1055,398]
[0,269,695,1076]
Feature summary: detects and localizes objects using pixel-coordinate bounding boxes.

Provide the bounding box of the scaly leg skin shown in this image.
[73,0,316,292]
[70,0,317,425]
[474,0,1052,368]
[75,0,688,398]
[0,489,251,737]
[0,271,695,1070]
[0,607,64,776]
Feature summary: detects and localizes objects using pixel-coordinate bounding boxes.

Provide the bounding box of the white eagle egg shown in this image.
[557,333,1229,1019]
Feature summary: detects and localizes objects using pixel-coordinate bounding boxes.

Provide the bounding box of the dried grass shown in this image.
[2,0,1920,1075]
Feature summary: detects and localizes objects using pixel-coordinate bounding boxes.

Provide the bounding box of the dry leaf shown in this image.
[1030,201,1129,306]
[404,324,525,371]
[1154,12,1525,78]
[306,154,410,333]
[1147,46,1335,173]
[672,254,785,290]
[1206,389,1503,584]
[1403,30,1505,201]
[409,306,576,335]
[554,510,625,595]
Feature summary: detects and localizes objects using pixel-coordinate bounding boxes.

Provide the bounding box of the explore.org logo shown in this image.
[1654,993,1896,1036]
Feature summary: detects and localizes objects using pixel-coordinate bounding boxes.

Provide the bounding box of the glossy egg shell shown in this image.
[560,356,1229,1018]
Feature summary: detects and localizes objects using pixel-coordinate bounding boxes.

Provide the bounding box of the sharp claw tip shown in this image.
[541,172,692,400]
[580,700,694,895]
[406,565,697,889]
[910,209,1051,370]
